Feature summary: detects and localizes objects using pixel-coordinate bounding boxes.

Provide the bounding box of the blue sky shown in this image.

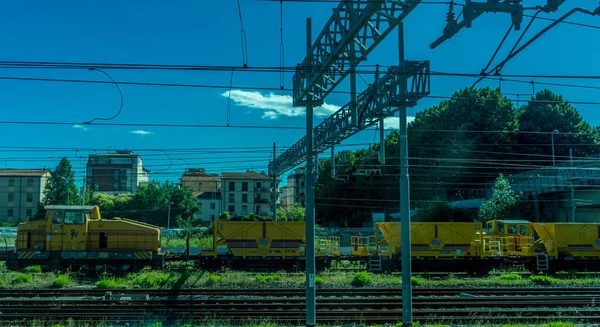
[0,0,599,185]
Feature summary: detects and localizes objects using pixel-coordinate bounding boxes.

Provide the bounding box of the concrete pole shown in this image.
[82,177,86,206]
[570,148,575,222]
[305,17,317,327]
[379,120,386,164]
[272,142,277,221]
[398,22,413,327]
[551,133,556,165]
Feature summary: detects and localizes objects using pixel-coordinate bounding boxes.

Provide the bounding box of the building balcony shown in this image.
[255,197,269,203]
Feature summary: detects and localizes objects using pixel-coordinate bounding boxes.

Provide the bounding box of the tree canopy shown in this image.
[43,158,81,206]
[314,88,599,226]
[478,174,521,222]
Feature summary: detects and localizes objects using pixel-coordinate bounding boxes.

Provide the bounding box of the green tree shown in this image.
[516,89,600,165]
[277,203,306,222]
[43,158,81,205]
[478,174,520,222]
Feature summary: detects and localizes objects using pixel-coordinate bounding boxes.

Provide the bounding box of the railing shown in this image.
[351,235,377,256]
[316,236,341,256]
[482,235,535,257]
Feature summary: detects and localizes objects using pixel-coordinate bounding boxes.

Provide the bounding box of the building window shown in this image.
[242,194,248,203]
[8,193,14,202]
[7,209,13,218]
[8,178,15,187]
[27,178,33,187]
[241,205,248,214]
[198,183,203,192]
[26,209,32,217]
[228,193,235,203]
[228,205,235,213]
[242,182,248,192]
[210,202,216,210]
[211,214,215,221]
[228,182,235,191]
[26,194,32,203]
[256,206,260,214]
[256,182,262,189]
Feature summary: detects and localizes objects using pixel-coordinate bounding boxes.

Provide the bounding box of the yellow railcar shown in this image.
[8,205,163,272]
[532,222,600,272]
[197,220,339,271]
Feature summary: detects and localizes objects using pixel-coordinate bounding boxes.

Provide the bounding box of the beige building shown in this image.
[180,168,220,197]
[0,169,51,223]
[286,167,306,207]
[221,171,281,217]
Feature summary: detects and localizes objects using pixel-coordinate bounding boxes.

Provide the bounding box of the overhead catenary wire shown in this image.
[85,68,124,124]
[237,0,249,67]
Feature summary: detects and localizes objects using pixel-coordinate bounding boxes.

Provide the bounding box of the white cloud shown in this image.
[72,124,88,131]
[131,130,153,135]
[383,116,415,130]
[222,90,339,119]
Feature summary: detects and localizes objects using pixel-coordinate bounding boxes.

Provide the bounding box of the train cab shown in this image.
[482,220,535,257]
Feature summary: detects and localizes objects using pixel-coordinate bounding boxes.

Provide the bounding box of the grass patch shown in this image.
[256,274,282,283]
[547,322,576,327]
[530,275,556,286]
[130,271,171,288]
[27,265,42,273]
[95,277,125,289]
[11,273,31,284]
[315,275,323,286]
[207,273,223,285]
[500,273,523,280]
[351,272,373,287]
[52,274,70,288]
[411,276,424,286]
[0,279,5,289]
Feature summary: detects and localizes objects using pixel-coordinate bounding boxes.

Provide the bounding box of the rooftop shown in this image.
[0,169,50,177]
[221,171,282,182]
[197,192,222,200]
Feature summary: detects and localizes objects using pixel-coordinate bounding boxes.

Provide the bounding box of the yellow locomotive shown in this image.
[7,205,163,273]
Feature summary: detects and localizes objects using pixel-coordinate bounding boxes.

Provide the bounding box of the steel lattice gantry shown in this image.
[270,61,430,176]
[292,0,422,107]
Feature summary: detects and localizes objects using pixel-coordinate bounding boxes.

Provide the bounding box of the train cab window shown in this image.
[64,211,86,224]
[52,212,63,224]
[508,225,517,234]
[519,225,527,235]
[483,222,493,234]
[497,221,505,233]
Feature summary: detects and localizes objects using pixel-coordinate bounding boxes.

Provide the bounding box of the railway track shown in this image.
[0,288,599,324]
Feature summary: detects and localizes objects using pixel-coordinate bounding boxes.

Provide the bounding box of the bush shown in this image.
[27,265,42,273]
[411,276,423,286]
[530,275,556,286]
[315,276,323,286]
[0,279,6,289]
[256,274,282,283]
[11,273,31,284]
[500,273,523,280]
[351,272,373,287]
[149,323,163,327]
[397,322,420,327]
[52,274,70,288]
[96,277,124,289]
[207,274,223,285]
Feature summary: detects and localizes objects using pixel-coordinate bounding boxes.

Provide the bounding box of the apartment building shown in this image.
[196,192,221,222]
[286,167,306,207]
[86,151,149,195]
[0,169,51,223]
[221,171,281,216]
[180,168,220,197]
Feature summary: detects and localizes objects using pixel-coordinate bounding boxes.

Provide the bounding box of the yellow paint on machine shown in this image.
[533,222,600,258]
[134,251,152,260]
[17,251,36,260]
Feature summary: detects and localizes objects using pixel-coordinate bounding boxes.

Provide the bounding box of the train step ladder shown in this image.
[536,252,549,271]
[369,254,382,272]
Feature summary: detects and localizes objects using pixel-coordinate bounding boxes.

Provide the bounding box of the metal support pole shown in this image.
[82,177,86,205]
[570,148,576,222]
[551,134,556,165]
[331,145,335,179]
[273,142,277,221]
[305,17,317,327]
[379,120,386,164]
[167,204,171,229]
[398,22,412,327]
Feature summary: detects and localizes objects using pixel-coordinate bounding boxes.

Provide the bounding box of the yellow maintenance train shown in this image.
[7,205,164,273]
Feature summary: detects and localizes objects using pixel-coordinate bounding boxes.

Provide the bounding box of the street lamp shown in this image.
[59,176,70,205]
[551,130,559,165]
